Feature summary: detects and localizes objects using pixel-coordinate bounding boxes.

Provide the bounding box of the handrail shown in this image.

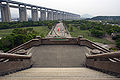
[86,39,110,52]
[86,51,120,59]
[43,37,78,39]
[80,38,110,52]
[0,53,32,59]
[7,39,39,53]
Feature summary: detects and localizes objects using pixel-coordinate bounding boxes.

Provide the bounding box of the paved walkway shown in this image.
[30,45,89,67]
[46,22,71,38]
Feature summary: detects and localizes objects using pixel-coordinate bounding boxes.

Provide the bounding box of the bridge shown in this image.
[0,22,120,80]
[0,0,80,22]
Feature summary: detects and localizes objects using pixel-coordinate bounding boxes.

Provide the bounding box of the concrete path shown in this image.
[30,45,89,67]
[0,68,118,80]
[46,22,71,38]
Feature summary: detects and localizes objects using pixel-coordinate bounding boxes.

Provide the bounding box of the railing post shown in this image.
[78,35,83,45]
[36,36,41,44]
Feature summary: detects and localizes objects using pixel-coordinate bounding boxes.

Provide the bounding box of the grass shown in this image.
[68,25,112,44]
[0,26,50,38]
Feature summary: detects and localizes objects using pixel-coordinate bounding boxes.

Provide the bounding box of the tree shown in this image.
[0,28,37,52]
[70,27,73,32]
[90,29,105,38]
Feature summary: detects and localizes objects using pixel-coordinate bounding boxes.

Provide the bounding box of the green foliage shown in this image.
[0,20,58,52]
[70,27,73,32]
[90,29,105,38]
[63,20,120,35]
[0,28,37,52]
[0,21,59,30]
[116,40,120,48]
[113,35,120,48]
[64,20,115,44]
[90,16,120,21]
[68,24,111,44]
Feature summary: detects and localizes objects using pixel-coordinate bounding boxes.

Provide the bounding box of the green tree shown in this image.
[90,29,105,38]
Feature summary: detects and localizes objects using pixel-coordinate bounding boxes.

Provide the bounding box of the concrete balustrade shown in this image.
[0,0,80,22]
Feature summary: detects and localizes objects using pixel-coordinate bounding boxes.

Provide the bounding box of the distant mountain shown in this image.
[81,14,93,19]
[90,16,120,21]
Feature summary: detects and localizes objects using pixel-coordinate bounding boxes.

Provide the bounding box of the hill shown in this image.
[90,16,120,21]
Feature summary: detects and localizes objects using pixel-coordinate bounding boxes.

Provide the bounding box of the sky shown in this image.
[0,0,120,18]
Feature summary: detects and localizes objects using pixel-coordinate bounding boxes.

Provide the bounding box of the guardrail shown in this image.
[86,51,120,74]
[41,38,78,45]
[0,53,32,59]
[0,52,32,76]
[86,51,120,59]
[7,39,41,53]
[79,38,110,53]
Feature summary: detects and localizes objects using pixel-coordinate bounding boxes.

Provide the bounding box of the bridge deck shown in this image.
[30,45,89,67]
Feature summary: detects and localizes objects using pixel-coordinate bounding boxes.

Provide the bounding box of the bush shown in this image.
[90,29,105,38]
[0,21,59,30]
[70,27,73,32]
[0,28,37,52]
[116,40,120,48]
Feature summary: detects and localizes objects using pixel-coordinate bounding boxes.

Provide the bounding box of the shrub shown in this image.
[90,29,105,38]
[70,27,73,32]
[0,28,37,52]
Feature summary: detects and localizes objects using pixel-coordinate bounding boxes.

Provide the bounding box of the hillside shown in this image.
[90,16,120,21]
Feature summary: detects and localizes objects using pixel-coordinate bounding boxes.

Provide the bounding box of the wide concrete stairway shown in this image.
[0,45,119,80]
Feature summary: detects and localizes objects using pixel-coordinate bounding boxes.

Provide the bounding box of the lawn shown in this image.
[68,25,112,44]
[0,26,50,38]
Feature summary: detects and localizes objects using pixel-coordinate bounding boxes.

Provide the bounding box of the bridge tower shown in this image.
[40,9,46,21]
[31,7,39,21]
[19,5,28,22]
[0,2,11,22]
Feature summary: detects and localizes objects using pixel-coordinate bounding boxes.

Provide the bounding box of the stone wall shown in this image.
[86,59,120,74]
[0,60,32,76]
[41,38,78,45]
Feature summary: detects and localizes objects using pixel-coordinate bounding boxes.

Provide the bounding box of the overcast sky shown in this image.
[0,0,120,18]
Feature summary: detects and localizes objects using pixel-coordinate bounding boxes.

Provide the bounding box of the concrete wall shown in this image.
[79,38,110,53]
[7,39,41,53]
[86,59,120,74]
[0,60,32,76]
[41,38,78,45]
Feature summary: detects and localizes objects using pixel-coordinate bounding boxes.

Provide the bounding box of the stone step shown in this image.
[0,68,119,80]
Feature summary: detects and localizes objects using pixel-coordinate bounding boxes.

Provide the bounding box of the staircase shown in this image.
[0,68,118,80]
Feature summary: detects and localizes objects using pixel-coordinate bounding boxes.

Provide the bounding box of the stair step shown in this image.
[0,68,119,80]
